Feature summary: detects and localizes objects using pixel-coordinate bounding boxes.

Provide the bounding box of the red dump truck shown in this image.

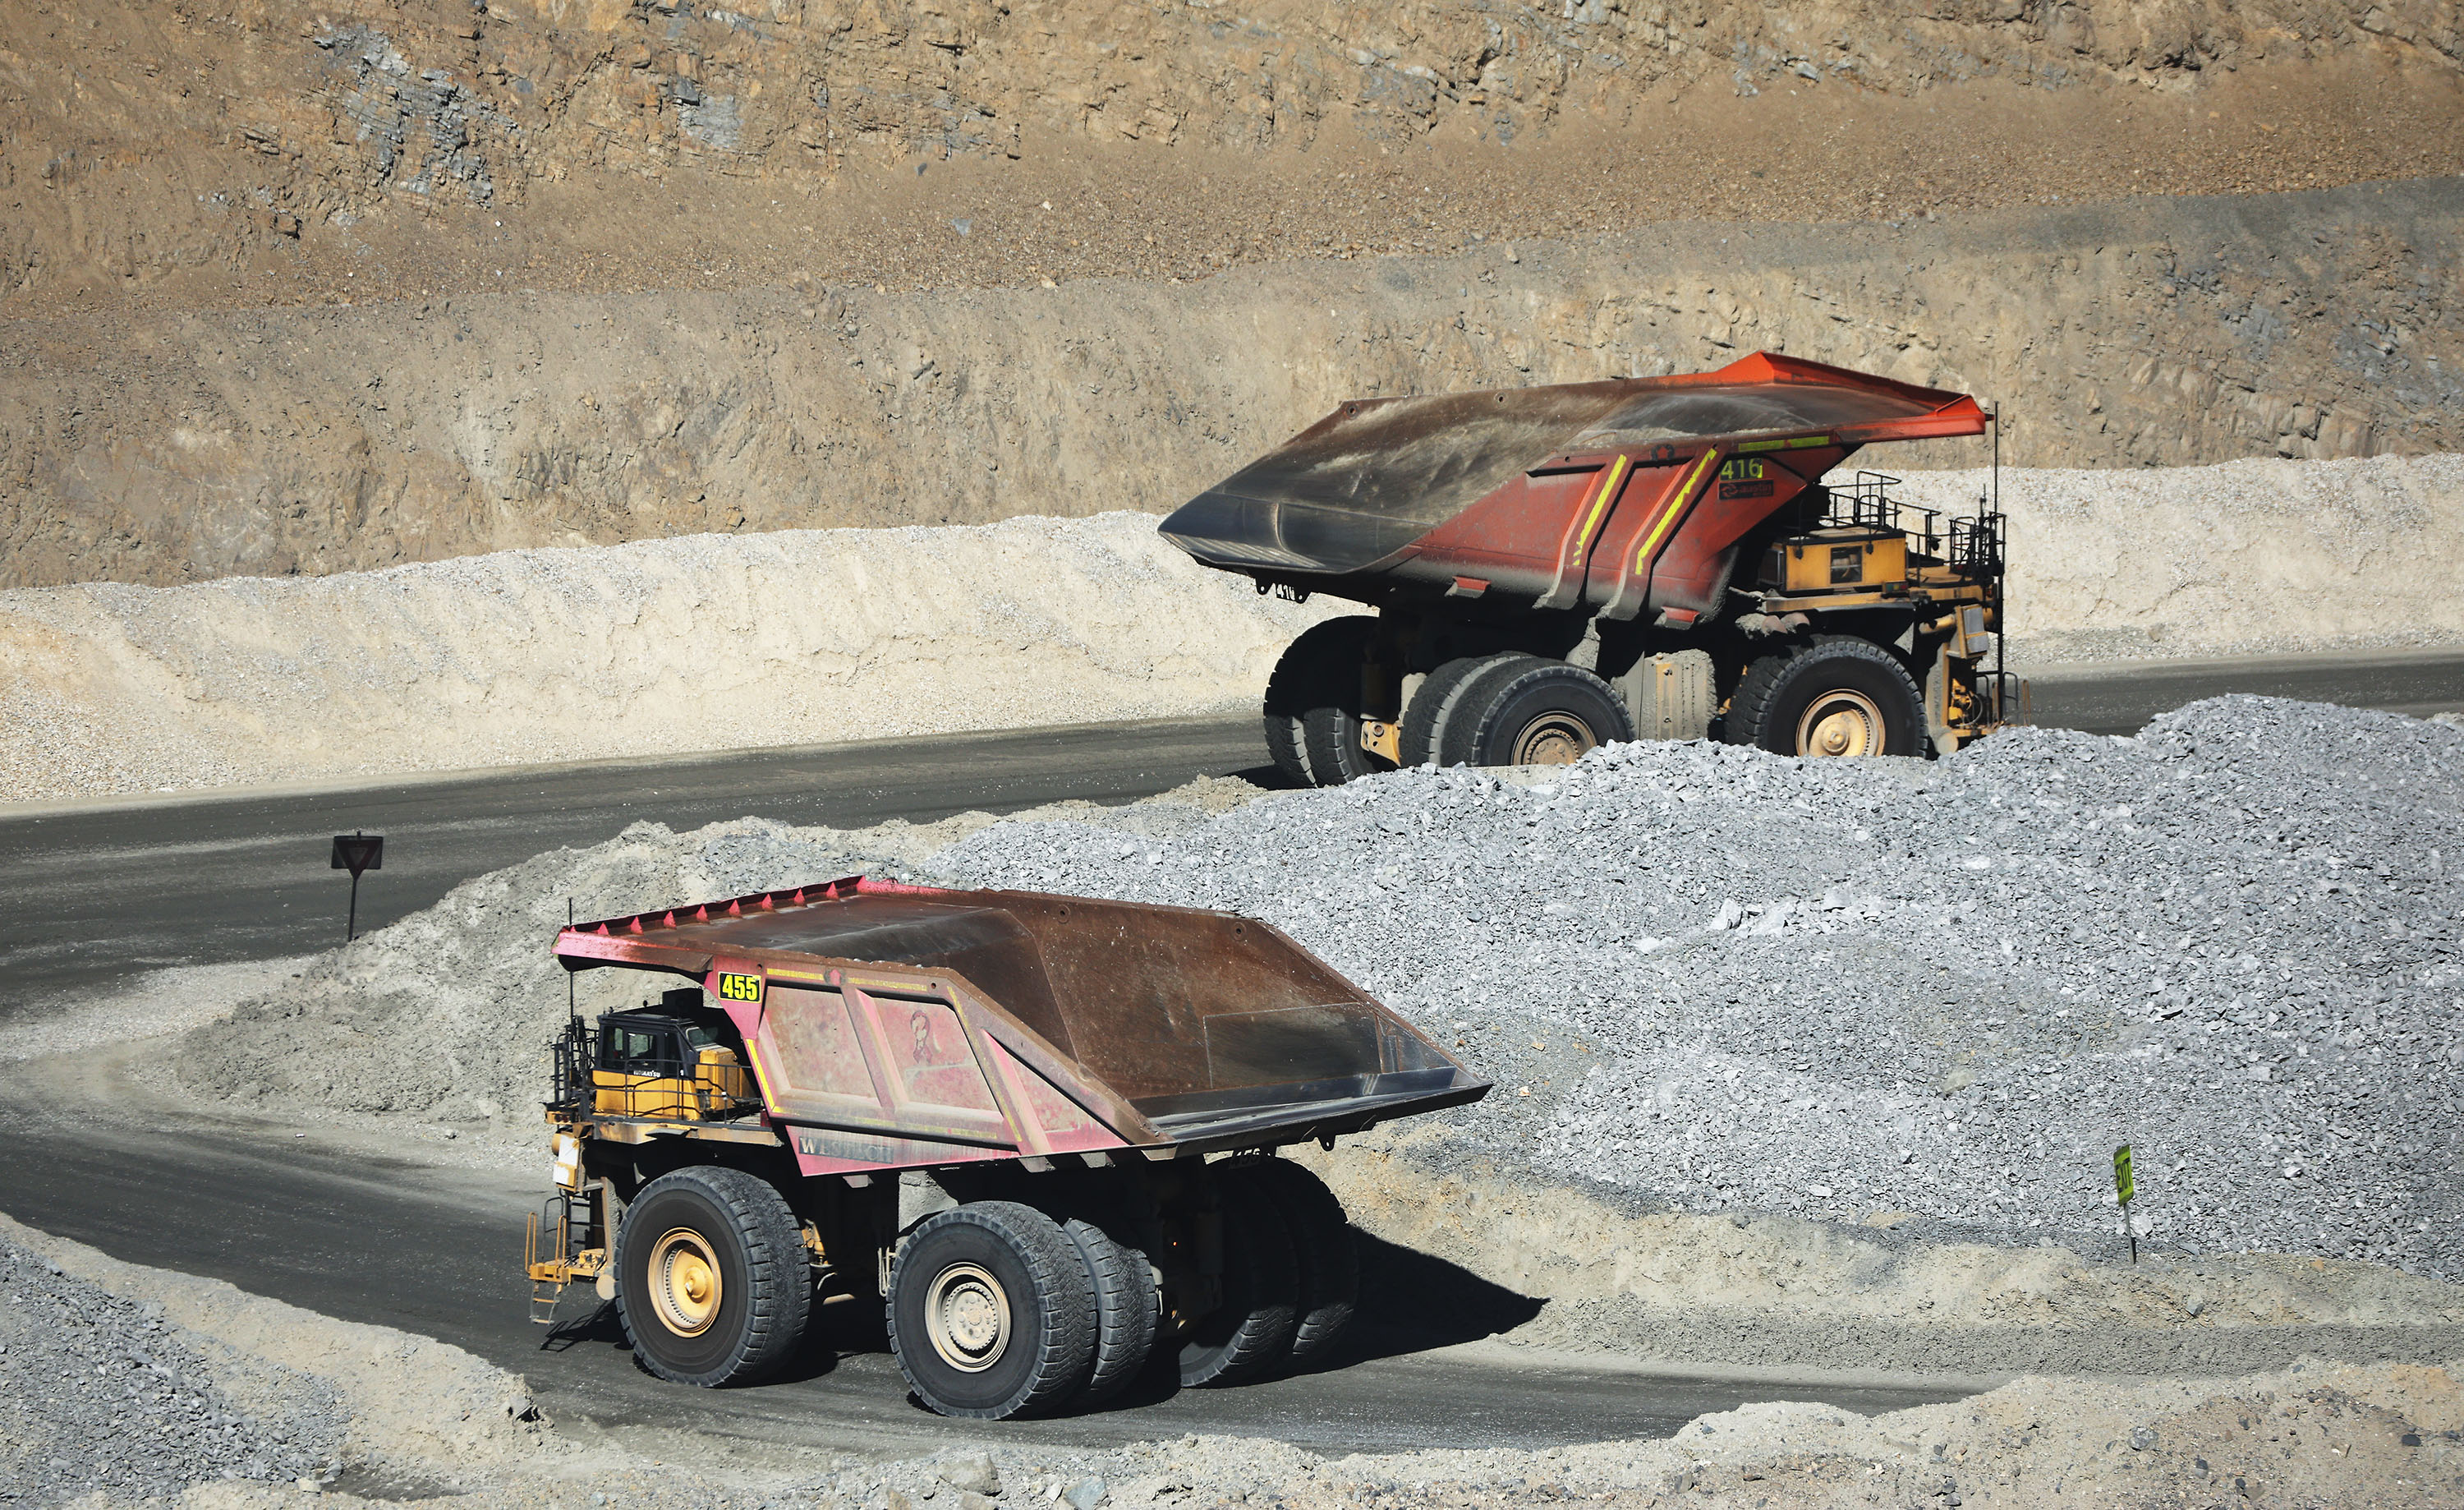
[1160,352,2007,780]
[525,876,1488,1419]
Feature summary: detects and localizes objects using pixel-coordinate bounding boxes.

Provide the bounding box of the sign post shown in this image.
[2113,1144,2137,1264]
[331,832,384,941]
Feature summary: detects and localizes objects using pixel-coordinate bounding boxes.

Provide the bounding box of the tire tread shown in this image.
[614,1165,811,1388]
[1240,1161,1357,1366]
[887,1200,1096,1420]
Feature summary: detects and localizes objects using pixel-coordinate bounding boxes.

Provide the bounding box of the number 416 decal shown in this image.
[1718,458,1767,481]
[714,971,765,1003]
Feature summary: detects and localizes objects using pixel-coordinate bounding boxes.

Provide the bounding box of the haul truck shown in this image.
[1159,352,2008,781]
[524,876,1489,1419]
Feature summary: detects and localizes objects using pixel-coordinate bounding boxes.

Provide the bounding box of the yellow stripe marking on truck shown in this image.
[1736,434,1832,454]
[1574,454,1630,555]
[1634,450,1721,573]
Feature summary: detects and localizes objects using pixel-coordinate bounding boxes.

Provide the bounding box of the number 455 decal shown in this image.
[714,971,765,1003]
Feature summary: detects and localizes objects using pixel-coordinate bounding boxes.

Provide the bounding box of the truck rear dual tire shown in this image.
[1407,655,1634,769]
[889,1200,1098,1420]
[1263,617,1388,787]
[1726,637,1924,758]
[1177,1172,1299,1387]
[1234,1159,1358,1366]
[1060,1213,1160,1406]
[615,1167,812,1388]
[1179,1160,1357,1386]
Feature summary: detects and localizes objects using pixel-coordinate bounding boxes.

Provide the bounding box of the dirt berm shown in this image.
[6,453,2461,803]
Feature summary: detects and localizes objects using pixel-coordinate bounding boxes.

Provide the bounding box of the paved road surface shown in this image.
[5,650,2459,1006]
[0,1095,1966,1456]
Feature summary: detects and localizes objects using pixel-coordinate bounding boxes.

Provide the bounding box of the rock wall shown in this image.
[2,0,2452,238]
[4,180,2459,589]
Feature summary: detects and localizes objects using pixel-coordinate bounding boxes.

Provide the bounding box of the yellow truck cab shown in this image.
[591,997,755,1121]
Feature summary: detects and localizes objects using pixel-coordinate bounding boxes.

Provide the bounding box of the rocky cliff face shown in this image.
[2,180,2456,587]
[2,0,2459,587]
[5,0,2456,230]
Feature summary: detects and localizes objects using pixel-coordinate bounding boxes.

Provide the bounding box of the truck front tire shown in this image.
[1726,637,1924,758]
[614,1167,811,1388]
[889,1201,1096,1420]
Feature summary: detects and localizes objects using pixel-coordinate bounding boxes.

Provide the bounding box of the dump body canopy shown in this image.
[1161,352,1987,579]
[554,877,1486,1163]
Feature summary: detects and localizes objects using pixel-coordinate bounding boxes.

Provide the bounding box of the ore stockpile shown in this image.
[0,1238,344,1505]
[935,698,2464,1278]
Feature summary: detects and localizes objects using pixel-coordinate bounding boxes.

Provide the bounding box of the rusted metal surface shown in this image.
[1160,352,1988,621]
[554,877,1488,1179]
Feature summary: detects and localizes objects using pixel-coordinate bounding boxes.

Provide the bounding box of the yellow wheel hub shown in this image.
[1796,690,1885,758]
[1509,711,1599,767]
[922,1262,1012,1374]
[646,1228,724,1337]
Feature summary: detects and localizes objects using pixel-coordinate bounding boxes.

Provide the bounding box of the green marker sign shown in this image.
[2114,1144,2139,1264]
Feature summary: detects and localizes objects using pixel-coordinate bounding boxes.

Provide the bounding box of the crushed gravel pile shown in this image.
[170,783,1258,1131]
[0,1235,343,1504]
[176,699,2463,1282]
[931,697,2464,1278]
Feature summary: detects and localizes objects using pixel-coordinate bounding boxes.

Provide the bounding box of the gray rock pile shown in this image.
[172,785,1253,1130]
[933,697,2464,1278]
[0,1236,342,1504]
[175,697,2462,1279]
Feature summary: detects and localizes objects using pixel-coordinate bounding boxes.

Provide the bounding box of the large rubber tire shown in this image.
[888,1201,1096,1420]
[1177,1176,1299,1388]
[1441,659,1635,768]
[1725,636,1924,758]
[614,1167,811,1388]
[1400,653,1528,767]
[1261,617,1378,787]
[1235,1161,1358,1367]
[1301,701,1398,786]
[1060,1214,1158,1406]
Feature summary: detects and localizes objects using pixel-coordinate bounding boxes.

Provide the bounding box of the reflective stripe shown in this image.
[1736,434,1832,454]
[1574,454,1630,555]
[1634,450,1721,573]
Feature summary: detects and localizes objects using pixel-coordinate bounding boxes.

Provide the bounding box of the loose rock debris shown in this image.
[0,1235,343,1504]
[938,697,2464,1280]
[180,697,2464,1282]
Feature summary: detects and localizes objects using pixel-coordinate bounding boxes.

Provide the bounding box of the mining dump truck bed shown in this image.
[1159,350,1989,617]
[553,876,1488,1177]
